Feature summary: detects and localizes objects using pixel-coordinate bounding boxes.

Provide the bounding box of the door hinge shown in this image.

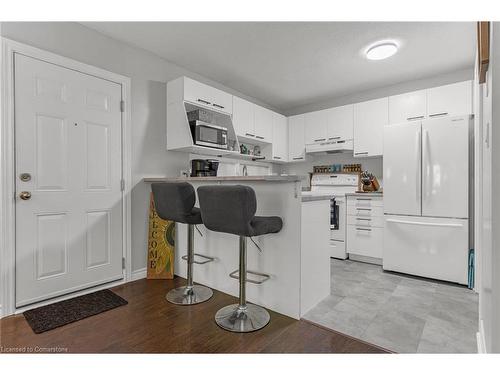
[122,257,126,269]
[121,179,125,191]
[120,100,125,113]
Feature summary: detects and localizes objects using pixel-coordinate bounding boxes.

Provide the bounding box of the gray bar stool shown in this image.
[197,185,283,332]
[151,182,214,305]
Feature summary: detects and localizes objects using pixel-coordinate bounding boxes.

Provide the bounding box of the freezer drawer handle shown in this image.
[407,115,425,121]
[429,112,448,117]
[386,219,464,228]
[355,227,372,231]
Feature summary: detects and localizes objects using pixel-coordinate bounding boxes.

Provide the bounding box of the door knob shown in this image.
[19,191,31,200]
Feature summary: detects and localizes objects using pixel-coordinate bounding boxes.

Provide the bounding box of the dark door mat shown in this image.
[23,289,128,334]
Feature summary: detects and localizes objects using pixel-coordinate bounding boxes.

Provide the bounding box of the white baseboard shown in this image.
[131,268,147,281]
[477,319,487,353]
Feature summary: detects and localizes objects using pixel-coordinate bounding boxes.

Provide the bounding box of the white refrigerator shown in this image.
[383,115,471,284]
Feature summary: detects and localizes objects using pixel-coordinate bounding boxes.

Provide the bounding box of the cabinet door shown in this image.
[326,104,353,141]
[427,81,472,118]
[389,89,427,124]
[353,97,387,157]
[304,110,328,144]
[232,96,255,138]
[184,77,232,114]
[254,105,273,142]
[272,113,288,162]
[288,114,306,161]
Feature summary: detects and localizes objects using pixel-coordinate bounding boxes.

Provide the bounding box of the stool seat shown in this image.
[197,185,283,237]
[250,216,283,237]
[151,182,203,225]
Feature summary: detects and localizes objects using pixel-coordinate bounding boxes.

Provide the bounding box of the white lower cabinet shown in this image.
[346,195,383,263]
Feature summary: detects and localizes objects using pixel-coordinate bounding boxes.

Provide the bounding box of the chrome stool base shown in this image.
[215,303,270,332]
[166,285,213,305]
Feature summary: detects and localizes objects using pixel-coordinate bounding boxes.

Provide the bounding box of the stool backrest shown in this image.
[151,182,196,223]
[197,185,257,237]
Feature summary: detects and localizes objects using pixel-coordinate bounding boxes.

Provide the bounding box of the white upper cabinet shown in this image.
[326,104,353,141]
[389,89,427,124]
[183,77,233,114]
[427,81,472,118]
[353,97,388,158]
[388,81,473,124]
[232,96,255,138]
[271,113,288,162]
[304,110,328,144]
[254,105,274,142]
[288,114,306,161]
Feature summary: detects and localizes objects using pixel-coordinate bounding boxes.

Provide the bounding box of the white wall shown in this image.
[488,22,500,353]
[0,22,278,272]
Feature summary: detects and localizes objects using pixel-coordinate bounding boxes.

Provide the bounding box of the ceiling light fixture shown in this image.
[365,41,399,61]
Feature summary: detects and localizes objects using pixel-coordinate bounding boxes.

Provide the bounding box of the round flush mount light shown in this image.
[365,41,399,61]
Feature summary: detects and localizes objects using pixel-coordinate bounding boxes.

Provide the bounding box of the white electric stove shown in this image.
[308,173,359,259]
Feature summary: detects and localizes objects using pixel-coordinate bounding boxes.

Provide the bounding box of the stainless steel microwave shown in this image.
[190,120,228,150]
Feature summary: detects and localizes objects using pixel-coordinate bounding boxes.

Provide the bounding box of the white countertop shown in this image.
[345,192,383,197]
[143,175,305,183]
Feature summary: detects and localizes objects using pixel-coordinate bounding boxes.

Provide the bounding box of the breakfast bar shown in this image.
[143,175,331,319]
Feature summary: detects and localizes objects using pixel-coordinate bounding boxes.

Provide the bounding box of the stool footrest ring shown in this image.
[229,269,270,284]
[182,253,215,265]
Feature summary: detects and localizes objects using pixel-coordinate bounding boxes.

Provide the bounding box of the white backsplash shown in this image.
[283,153,383,188]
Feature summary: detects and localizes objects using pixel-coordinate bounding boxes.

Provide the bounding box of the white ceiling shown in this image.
[82,22,476,112]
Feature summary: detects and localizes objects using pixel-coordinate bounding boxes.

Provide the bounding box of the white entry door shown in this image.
[15,54,124,307]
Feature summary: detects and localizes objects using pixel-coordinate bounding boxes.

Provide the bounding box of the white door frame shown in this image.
[0,38,132,317]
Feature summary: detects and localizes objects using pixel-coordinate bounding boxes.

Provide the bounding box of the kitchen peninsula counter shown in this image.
[143,175,330,319]
[143,175,305,183]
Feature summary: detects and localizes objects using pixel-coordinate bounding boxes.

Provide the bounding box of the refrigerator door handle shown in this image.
[386,218,464,228]
[416,128,421,203]
[423,129,430,201]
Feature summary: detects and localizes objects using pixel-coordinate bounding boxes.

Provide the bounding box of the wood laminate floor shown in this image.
[0,277,388,354]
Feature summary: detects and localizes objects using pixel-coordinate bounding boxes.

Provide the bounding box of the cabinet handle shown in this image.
[354,152,368,156]
[314,138,326,142]
[212,103,225,109]
[407,115,425,121]
[292,157,304,160]
[197,98,211,105]
[355,227,372,232]
[273,156,282,160]
[429,112,448,117]
[328,136,341,140]
[356,198,372,201]
[255,135,265,139]
[356,218,371,221]
[245,133,255,137]
[356,208,371,211]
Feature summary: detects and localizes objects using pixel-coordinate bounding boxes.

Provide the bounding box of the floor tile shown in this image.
[305,259,478,353]
[417,316,478,353]
[362,309,426,353]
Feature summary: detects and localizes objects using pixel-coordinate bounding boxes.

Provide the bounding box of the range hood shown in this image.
[305,139,354,154]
